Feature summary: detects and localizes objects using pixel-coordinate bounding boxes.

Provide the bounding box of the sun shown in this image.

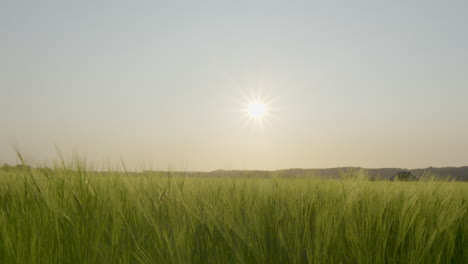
[246,101,267,119]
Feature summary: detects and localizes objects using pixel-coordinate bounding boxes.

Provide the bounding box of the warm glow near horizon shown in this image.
[1,1,468,170]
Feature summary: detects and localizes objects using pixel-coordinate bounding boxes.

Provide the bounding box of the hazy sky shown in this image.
[1,0,468,171]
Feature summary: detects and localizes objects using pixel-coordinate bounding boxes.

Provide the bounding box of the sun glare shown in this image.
[247,101,267,119]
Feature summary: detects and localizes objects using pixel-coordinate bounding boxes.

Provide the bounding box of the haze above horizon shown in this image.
[1,1,467,171]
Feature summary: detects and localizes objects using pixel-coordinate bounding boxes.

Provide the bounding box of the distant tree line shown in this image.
[1,163,33,171]
[389,171,418,181]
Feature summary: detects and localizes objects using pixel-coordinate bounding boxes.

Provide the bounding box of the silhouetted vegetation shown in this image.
[0,163,32,171]
[390,171,418,181]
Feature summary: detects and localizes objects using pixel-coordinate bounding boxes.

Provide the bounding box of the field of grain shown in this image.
[0,166,466,263]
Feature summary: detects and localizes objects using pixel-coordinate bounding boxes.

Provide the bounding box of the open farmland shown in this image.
[0,166,466,263]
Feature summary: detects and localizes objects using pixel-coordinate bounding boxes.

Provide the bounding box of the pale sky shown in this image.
[1,0,467,171]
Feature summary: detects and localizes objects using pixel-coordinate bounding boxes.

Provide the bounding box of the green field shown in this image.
[0,166,467,264]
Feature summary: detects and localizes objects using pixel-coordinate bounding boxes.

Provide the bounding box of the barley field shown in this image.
[0,165,466,264]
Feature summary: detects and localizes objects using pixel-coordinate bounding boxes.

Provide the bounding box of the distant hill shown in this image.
[3,163,468,181]
[201,167,468,181]
[410,167,468,181]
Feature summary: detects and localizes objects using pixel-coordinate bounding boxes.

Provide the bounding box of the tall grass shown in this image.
[0,166,466,263]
